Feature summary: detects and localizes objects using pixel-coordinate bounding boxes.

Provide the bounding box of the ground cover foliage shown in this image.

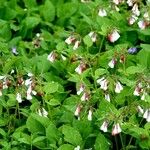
[0,0,150,149]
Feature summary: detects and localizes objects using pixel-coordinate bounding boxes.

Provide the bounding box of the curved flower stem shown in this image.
[119,133,125,150]
[99,36,105,53]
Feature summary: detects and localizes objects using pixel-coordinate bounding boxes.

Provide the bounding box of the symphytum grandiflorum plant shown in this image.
[0,0,150,149]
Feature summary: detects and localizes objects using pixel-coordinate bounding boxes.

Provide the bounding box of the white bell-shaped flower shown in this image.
[16,93,22,103]
[115,81,123,93]
[108,30,120,43]
[87,109,92,121]
[100,121,109,132]
[98,9,107,17]
[112,123,122,136]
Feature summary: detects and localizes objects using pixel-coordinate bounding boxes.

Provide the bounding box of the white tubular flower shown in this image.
[108,58,116,68]
[65,36,75,45]
[138,20,146,30]
[112,123,122,136]
[12,47,18,55]
[105,93,110,102]
[115,81,123,93]
[100,121,109,132]
[132,4,140,16]
[98,9,107,17]
[75,63,86,74]
[87,109,92,121]
[16,93,22,103]
[47,51,56,62]
[113,0,121,5]
[133,83,143,96]
[38,108,48,117]
[115,5,120,12]
[0,90,2,96]
[26,85,32,100]
[0,76,5,80]
[141,91,147,100]
[61,54,67,61]
[74,105,81,116]
[32,90,37,96]
[127,0,134,6]
[27,72,33,77]
[74,146,80,150]
[144,12,150,21]
[97,77,108,90]
[77,84,85,95]
[128,15,138,25]
[143,109,150,122]
[81,92,90,101]
[73,41,80,50]
[137,106,144,114]
[2,81,8,89]
[25,78,32,86]
[88,32,97,42]
[108,30,120,43]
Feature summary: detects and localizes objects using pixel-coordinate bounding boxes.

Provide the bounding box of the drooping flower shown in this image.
[132,4,140,16]
[12,47,18,55]
[115,81,123,93]
[128,15,138,25]
[25,78,32,86]
[143,109,150,122]
[26,85,32,100]
[74,105,81,116]
[98,9,107,17]
[133,83,143,96]
[108,30,120,43]
[108,58,117,68]
[81,92,90,101]
[38,108,48,117]
[87,109,92,121]
[73,40,80,50]
[16,93,22,103]
[88,32,97,42]
[113,0,121,5]
[127,0,134,6]
[137,106,144,114]
[77,84,85,95]
[144,12,150,21]
[47,51,56,62]
[100,121,109,132]
[0,90,2,96]
[75,63,87,74]
[112,123,122,136]
[61,54,67,61]
[119,54,126,63]
[141,92,147,100]
[74,146,80,150]
[97,77,108,91]
[65,36,76,45]
[138,20,146,30]
[105,93,110,102]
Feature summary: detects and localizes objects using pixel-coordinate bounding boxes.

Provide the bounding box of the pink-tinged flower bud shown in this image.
[100,121,109,132]
[108,58,117,68]
[112,123,122,136]
[88,32,97,42]
[65,36,76,45]
[81,92,90,101]
[143,109,150,122]
[74,145,80,150]
[75,63,87,74]
[127,0,134,6]
[73,41,80,50]
[87,109,92,121]
[105,93,110,102]
[132,4,140,16]
[108,30,120,43]
[137,106,144,114]
[120,54,126,63]
[77,84,85,95]
[128,15,138,25]
[47,51,56,62]
[16,93,22,103]
[133,83,143,96]
[98,9,107,17]
[115,81,123,93]
[138,20,146,30]
[74,105,81,116]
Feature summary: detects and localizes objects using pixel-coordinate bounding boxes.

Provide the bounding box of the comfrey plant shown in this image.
[0,0,150,150]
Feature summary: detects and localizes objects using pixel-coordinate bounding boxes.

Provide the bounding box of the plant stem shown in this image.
[120,133,125,150]
[115,136,119,150]
[99,36,105,53]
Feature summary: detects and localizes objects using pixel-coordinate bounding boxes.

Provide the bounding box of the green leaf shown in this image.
[40,0,55,22]
[44,82,59,94]
[95,68,108,79]
[62,125,82,146]
[126,65,145,74]
[25,16,40,29]
[94,133,110,150]
[47,98,61,106]
[83,35,93,47]
[58,144,74,150]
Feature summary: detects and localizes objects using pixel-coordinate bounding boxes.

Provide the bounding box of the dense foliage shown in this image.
[0,0,150,149]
